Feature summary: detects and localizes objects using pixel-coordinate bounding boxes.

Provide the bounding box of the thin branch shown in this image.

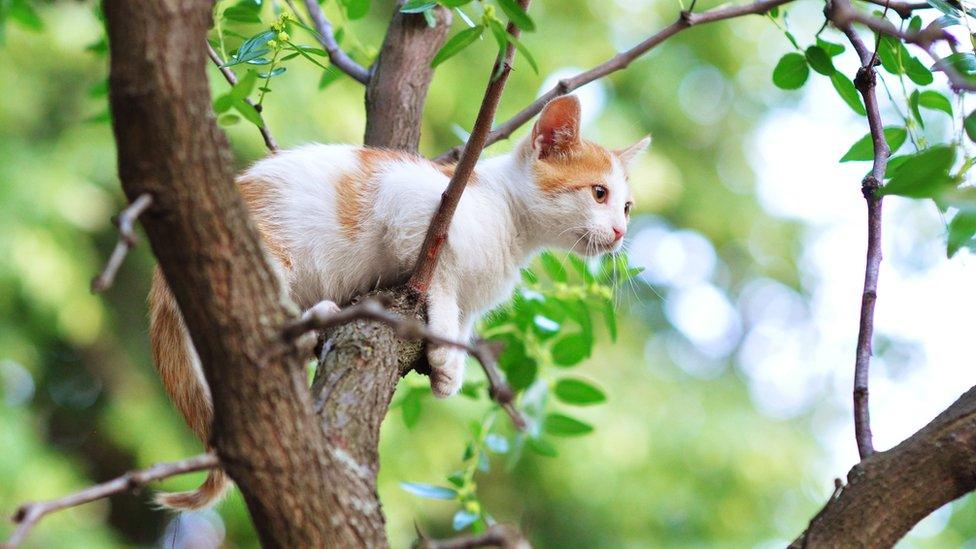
[90,193,153,293]
[415,523,529,549]
[831,6,975,91]
[410,0,531,290]
[828,0,892,460]
[3,453,218,549]
[862,0,931,18]
[302,0,371,84]
[285,299,527,429]
[434,0,796,163]
[206,43,279,151]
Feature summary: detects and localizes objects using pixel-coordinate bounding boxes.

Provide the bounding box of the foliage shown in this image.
[768,6,976,257]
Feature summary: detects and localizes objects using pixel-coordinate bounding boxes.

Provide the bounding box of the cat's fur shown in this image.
[148,95,649,509]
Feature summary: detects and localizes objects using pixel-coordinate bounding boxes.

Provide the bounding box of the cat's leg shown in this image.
[426,285,467,398]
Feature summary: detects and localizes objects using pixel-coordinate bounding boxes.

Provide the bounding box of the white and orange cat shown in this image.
[148,94,649,509]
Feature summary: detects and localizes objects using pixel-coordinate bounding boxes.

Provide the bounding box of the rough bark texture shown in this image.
[793,385,976,547]
[364,1,451,150]
[104,1,399,546]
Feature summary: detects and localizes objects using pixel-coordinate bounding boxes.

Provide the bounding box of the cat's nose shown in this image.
[612,227,625,241]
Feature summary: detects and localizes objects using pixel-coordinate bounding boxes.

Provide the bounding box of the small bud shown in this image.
[278,31,290,42]
[267,39,278,49]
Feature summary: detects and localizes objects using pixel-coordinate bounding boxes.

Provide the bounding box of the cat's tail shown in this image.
[148,268,230,510]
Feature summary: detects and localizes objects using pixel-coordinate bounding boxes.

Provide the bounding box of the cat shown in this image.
[148,94,649,509]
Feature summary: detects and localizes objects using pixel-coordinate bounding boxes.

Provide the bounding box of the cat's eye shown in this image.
[591,185,608,203]
[624,201,633,216]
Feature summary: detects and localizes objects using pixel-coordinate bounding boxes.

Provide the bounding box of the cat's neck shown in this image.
[472,151,546,262]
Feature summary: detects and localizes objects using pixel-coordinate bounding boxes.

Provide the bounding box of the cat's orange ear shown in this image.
[530,95,582,159]
[615,135,651,167]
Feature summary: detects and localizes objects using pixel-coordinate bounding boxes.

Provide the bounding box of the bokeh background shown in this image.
[2,0,974,547]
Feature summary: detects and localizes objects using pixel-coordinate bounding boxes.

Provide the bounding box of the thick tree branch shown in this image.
[861,0,930,18]
[302,0,371,84]
[3,454,217,549]
[435,0,796,163]
[415,523,530,549]
[364,1,452,150]
[410,0,531,291]
[104,1,345,545]
[286,298,527,429]
[793,385,976,546]
[206,43,278,152]
[90,193,152,293]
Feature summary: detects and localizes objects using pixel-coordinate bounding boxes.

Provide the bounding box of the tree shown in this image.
[2,0,976,546]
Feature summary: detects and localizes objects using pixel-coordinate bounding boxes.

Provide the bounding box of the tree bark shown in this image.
[364,1,451,150]
[793,385,976,547]
[103,1,379,546]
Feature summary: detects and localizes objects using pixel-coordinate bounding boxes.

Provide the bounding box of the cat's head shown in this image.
[517,94,650,256]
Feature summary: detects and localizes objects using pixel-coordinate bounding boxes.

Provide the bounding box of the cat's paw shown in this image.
[428,347,465,398]
[302,299,341,322]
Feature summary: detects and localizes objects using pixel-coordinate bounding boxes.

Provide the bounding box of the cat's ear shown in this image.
[529,95,582,160]
[615,135,651,167]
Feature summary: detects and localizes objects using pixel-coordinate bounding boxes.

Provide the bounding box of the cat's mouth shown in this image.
[574,231,620,255]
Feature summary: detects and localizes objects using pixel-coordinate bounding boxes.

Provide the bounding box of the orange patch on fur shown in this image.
[238,175,293,270]
[533,140,613,195]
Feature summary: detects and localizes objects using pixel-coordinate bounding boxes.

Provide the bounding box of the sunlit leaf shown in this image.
[550,332,592,366]
[400,482,458,500]
[544,413,594,437]
[947,211,976,257]
[830,72,866,115]
[554,378,607,405]
[840,127,907,162]
[772,53,809,90]
[431,25,484,67]
[496,0,535,31]
[804,46,834,75]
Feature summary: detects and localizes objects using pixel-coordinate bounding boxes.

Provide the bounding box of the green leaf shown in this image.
[338,0,370,19]
[947,211,976,257]
[400,0,437,13]
[876,36,902,75]
[538,251,568,282]
[401,389,422,428]
[805,46,835,75]
[505,32,538,74]
[218,113,241,126]
[840,127,907,162]
[400,482,458,500]
[816,37,845,57]
[772,53,809,90]
[544,413,594,437]
[526,437,558,457]
[566,254,594,282]
[285,42,330,70]
[319,65,344,89]
[230,70,259,101]
[496,0,535,31]
[498,335,538,390]
[830,72,866,115]
[554,378,607,405]
[601,299,617,341]
[550,332,592,367]
[234,100,264,127]
[965,110,976,143]
[223,5,262,23]
[909,90,925,129]
[903,50,934,85]
[9,0,42,31]
[917,90,953,116]
[909,15,923,34]
[880,145,956,198]
[431,25,483,67]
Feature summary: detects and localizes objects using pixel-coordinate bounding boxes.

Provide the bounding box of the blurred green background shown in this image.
[2,0,974,547]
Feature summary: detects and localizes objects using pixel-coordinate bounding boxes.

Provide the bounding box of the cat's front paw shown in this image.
[427,347,465,398]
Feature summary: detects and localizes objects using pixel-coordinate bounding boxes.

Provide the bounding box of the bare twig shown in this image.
[434,0,795,163]
[302,0,371,84]
[206,43,279,151]
[862,0,930,18]
[286,298,526,429]
[414,523,530,549]
[410,0,531,290]
[828,0,892,460]
[3,453,218,549]
[90,193,153,293]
